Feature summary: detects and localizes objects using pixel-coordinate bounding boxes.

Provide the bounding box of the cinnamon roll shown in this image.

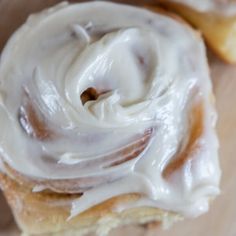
[158,0,236,63]
[0,1,220,235]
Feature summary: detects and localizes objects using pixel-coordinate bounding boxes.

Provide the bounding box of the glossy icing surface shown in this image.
[0,2,220,218]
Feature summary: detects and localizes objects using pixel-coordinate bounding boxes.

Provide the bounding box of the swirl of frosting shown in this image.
[0,2,220,218]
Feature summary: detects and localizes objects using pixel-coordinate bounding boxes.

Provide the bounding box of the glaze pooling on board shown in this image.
[0,2,220,218]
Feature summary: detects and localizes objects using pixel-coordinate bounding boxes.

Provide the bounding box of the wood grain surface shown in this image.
[0,1,236,236]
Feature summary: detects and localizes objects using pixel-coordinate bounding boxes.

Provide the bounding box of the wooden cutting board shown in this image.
[0,1,236,236]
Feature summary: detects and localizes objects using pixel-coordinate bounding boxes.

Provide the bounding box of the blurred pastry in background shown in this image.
[158,0,236,64]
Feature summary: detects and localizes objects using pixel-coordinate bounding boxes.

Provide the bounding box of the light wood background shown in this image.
[0,1,236,236]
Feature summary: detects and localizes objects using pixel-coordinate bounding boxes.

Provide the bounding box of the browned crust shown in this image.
[0,173,180,235]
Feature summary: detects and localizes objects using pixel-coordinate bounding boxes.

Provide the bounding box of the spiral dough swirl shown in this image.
[0,2,220,218]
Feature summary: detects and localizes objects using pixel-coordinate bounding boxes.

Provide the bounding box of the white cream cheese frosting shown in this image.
[0,1,220,218]
[167,0,236,15]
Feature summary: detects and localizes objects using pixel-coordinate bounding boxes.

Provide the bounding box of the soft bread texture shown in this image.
[0,173,181,236]
[158,1,236,64]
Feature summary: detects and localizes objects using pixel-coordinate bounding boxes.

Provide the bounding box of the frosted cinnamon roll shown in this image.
[158,0,236,63]
[0,1,220,235]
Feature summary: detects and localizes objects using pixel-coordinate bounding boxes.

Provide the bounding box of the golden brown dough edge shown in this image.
[157,1,236,64]
[0,6,202,236]
[0,173,181,236]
